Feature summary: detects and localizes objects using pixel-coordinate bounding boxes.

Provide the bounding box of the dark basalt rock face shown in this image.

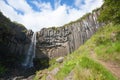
[36,10,105,59]
[0,12,36,79]
[0,12,32,68]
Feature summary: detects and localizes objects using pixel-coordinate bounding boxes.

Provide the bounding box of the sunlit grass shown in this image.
[34,24,120,80]
[73,56,117,80]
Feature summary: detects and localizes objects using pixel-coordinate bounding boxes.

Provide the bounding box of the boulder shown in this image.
[56,57,64,63]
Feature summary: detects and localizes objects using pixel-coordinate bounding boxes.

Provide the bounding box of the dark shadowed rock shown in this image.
[0,11,34,79]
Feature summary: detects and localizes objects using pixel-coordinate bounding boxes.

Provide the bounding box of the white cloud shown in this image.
[54,0,61,9]
[75,0,103,12]
[0,0,103,32]
[75,0,83,8]
[32,1,52,11]
[0,0,22,22]
[6,0,33,14]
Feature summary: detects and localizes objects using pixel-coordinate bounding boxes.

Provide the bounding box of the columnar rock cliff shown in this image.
[36,10,104,59]
[0,9,104,68]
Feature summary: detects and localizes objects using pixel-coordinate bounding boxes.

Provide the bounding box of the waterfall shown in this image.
[22,33,36,68]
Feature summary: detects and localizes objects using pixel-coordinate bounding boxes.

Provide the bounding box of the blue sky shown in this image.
[0,0,103,31]
[26,0,75,11]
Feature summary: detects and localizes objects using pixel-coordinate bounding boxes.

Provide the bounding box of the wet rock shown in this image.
[12,76,24,80]
[26,29,34,38]
[27,75,35,80]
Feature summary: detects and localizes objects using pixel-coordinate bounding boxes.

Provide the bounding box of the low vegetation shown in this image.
[0,65,6,75]
[93,24,120,62]
[34,24,120,80]
[98,0,120,24]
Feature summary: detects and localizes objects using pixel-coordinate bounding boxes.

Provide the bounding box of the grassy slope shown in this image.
[34,24,120,80]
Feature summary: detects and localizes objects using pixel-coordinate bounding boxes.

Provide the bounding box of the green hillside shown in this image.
[34,1,120,79]
[34,24,120,80]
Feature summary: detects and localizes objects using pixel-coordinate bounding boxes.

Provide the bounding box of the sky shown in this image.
[0,0,103,32]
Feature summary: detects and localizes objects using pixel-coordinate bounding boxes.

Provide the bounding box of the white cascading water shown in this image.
[22,33,36,68]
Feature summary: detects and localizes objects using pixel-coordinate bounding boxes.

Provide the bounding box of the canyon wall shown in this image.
[0,12,32,67]
[36,10,105,59]
[0,9,104,67]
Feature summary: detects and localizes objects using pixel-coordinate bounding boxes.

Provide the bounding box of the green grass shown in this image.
[73,56,116,80]
[56,24,120,80]
[34,24,120,80]
[93,24,120,62]
[55,59,76,80]
[55,54,117,80]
